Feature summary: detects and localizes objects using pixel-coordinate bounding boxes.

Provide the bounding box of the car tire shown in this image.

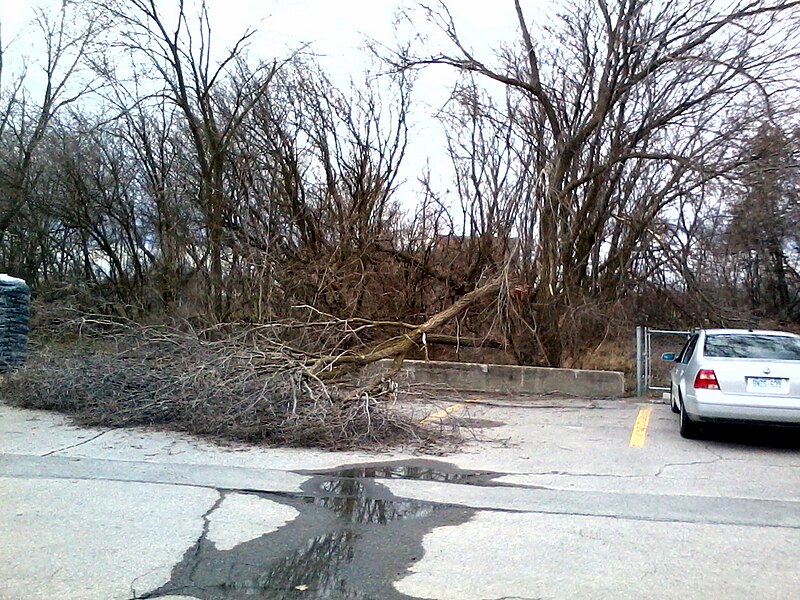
[679,396,703,440]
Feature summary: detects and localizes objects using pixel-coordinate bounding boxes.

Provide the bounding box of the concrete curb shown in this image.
[368,359,625,397]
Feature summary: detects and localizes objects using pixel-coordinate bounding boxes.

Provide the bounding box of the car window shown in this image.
[704,334,800,360]
[681,335,699,364]
[675,337,692,363]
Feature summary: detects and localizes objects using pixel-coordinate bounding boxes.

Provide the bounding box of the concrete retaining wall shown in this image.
[368,359,624,397]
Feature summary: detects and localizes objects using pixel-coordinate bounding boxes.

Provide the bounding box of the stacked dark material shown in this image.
[0,275,30,373]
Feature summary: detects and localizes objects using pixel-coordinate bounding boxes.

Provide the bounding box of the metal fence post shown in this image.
[635,326,644,397]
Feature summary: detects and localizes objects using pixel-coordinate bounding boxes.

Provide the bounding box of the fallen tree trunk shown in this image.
[423,333,506,349]
[309,275,505,379]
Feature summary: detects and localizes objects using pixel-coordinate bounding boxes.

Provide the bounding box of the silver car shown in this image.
[662,329,800,439]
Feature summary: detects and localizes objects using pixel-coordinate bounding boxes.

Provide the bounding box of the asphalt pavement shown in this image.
[1,394,798,599]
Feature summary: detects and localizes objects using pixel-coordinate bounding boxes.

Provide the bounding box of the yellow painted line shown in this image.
[420,403,465,424]
[629,407,652,448]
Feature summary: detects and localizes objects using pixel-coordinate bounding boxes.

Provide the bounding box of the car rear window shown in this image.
[704,334,800,360]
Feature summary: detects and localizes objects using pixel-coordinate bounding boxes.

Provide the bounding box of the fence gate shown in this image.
[635,327,692,397]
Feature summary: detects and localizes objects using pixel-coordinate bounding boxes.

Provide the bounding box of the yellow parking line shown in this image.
[629,407,652,448]
[420,403,465,424]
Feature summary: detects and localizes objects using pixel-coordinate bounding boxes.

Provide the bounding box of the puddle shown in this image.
[306,458,507,486]
[139,461,480,599]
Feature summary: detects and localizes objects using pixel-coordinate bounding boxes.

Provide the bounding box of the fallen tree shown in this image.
[0,316,450,449]
[1,276,507,449]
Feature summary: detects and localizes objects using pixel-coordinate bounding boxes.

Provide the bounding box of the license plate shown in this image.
[746,377,789,394]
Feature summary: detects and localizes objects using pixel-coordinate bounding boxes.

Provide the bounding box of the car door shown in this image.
[674,333,700,399]
[670,336,691,396]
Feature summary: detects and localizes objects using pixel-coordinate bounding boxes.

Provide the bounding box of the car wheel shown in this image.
[679,395,703,440]
[670,385,679,414]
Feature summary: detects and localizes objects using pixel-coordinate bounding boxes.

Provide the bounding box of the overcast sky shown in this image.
[1,1,523,93]
[1,0,534,206]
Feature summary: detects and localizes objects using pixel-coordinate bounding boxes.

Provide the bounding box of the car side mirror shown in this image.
[661,352,677,362]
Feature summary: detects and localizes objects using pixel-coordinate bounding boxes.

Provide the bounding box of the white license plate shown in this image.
[746,377,789,394]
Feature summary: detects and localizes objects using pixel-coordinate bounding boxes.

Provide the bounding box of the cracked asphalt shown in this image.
[0,395,798,600]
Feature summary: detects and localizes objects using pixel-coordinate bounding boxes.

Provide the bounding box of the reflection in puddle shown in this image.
[207,530,361,598]
[314,478,438,525]
[310,459,504,486]
[140,461,477,600]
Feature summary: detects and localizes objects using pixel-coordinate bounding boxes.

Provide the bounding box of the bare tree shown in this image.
[727,122,800,318]
[94,0,284,320]
[221,62,415,323]
[0,2,100,271]
[392,0,800,364]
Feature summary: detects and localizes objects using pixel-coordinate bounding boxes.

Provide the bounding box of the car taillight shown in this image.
[694,369,720,390]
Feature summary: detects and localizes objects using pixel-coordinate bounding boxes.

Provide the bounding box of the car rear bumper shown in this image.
[685,391,800,425]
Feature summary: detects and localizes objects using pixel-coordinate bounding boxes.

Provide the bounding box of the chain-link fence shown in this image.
[635,327,691,396]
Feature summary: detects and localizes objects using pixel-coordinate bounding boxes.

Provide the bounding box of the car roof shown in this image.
[700,328,800,337]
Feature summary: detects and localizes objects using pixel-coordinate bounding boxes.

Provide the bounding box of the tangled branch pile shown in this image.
[1,316,444,450]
